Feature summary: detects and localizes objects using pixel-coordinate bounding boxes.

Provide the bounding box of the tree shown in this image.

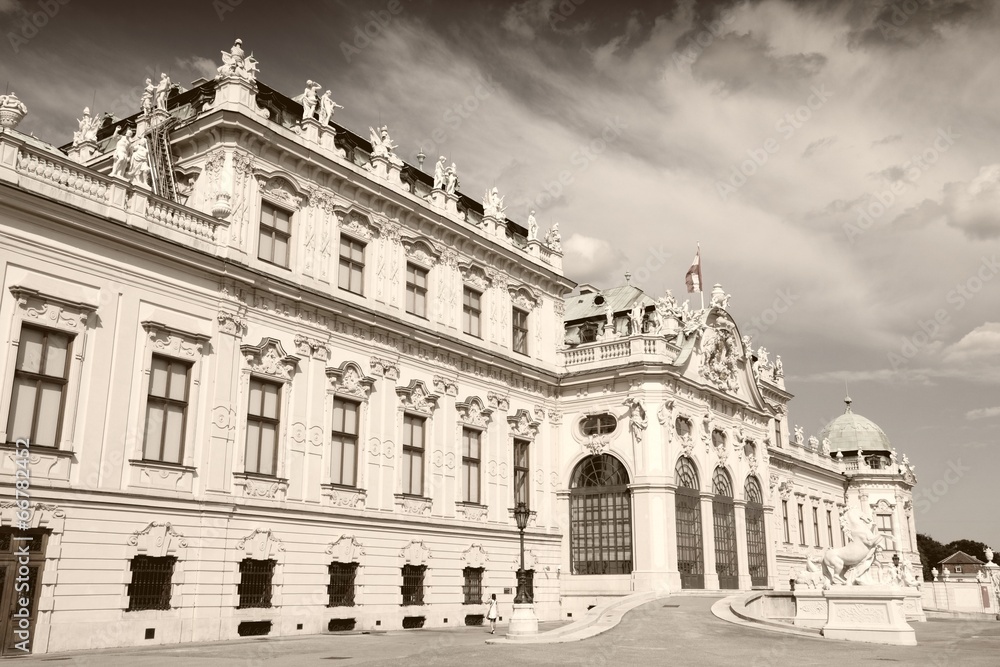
[917,533,948,581]
[943,539,991,564]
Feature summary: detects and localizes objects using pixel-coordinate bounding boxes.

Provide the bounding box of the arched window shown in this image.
[581,414,616,436]
[569,455,632,575]
[744,475,768,587]
[674,457,704,589]
[712,468,739,589]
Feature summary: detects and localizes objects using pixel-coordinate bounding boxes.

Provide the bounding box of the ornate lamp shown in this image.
[513,501,532,604]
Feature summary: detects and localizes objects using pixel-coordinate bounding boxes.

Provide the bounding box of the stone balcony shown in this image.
[559,334,681,372]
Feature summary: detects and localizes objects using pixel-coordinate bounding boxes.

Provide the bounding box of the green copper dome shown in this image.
[818,396,892,453]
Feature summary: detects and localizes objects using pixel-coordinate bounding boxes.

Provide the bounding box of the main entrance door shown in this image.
[0,528,48,656]
[712,468,739,590]
[674,456,704,589]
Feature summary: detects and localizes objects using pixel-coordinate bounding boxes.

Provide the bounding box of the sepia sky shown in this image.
[2,0,998,549]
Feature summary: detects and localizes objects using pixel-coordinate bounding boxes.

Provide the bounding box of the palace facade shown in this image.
[0,41,920,655]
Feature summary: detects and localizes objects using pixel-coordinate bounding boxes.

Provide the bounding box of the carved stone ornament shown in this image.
[700,326,740,392]
[459,263,490,291]
[457,396,493,429]
[236,528,285,559]
[10,286,95,331]
[127,521,188,556]
[241,337,300,381]
[456,504,489,522]
[508,285,539,312]
[508,408,541,441]
[294,333,329,360]
[327,361,376,400]
[623,397,648,443]
[396,379,440,415]
[432,375,459,396]
[326,535,365,563]
[369,356,400,380]
[487,392,510,411]
[257,174,304,210]
[402,237,439,266]
[400,539,432,565]
[338,209,379,242]
[462,543,489,568]
[217,308,247,336]
[584,435,611,456]
[323,486,367,509]
[142,321,207,358]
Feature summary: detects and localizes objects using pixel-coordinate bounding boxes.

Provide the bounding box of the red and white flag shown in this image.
[685,245,702,293]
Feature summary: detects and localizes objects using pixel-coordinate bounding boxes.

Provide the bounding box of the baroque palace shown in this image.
[0,40,921,655]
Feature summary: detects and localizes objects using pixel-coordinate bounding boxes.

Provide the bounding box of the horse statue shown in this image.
[802,508,885,586]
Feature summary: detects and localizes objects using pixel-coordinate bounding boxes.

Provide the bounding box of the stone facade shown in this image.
[0,41,920,655]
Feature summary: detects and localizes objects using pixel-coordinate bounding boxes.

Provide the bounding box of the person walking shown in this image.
[486,593,499,634]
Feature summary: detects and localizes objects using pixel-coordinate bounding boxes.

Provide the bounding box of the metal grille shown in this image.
[237,621,272,637]
[127,556,175,611]
[569,455,633,575]
[675,457,704,589]
[401,565,425,606]
[463,567,484,604]
[745,476,768,587]
[327,562,357,607]
[238,559,275,609]
[0,533,9,551]
[712,468,739,589]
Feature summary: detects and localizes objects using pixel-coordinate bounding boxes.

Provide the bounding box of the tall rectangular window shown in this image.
[782,500,790,543]
[237,558,275,608]
[774,420,782,448]
[258,202,291,268]
[401,564,425,606]
[514,439,530,507]
[327,562,358,607]
[339,236,366,295]
[405,264,428,318]
[876,513,893,544]
[126,556,175,611]
[7,324,72,447]
[245,378,281,476]
[827,509,835,547]
[402,414,425,496]
[461,428,481,504]
[463,288,481,337]
[462,567,484,605]
[812,507,820,546]
[143,355,190,464]
[797,504,806,546]
[331,397,359,486]
[512,307,528,355]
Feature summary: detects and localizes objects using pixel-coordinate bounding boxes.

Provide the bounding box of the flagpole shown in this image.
[698,242,704,310]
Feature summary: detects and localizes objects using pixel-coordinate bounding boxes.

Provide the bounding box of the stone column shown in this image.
[700,492,719,589]
[664,487,681,590]
[734,500,751,589]
[629,483,671,593]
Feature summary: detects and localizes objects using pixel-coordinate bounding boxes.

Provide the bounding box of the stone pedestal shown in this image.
[428,189,459,216]
[368,155,402,186]
[792,590,827,628]
[68,140,99,164]
[301,117,321,144]
[506,603,539,638]
[822,588,916,646]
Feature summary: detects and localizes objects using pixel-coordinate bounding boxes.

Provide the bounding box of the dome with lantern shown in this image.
[818,396,892,453]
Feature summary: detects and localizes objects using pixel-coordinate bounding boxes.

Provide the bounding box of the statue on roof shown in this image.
[319,91,343,125]
[0,92,27,128]
[793,425,804,446]
[72,107,100,146]
[301,80,321,121]
[444,162,459,195]
[482,187,506,219]
[604,302,614,328]
[110,126,134,179]
[217,39,259,81]
[433,156,447,190]
[527,210,538,240]
[773,355,783,378]
[128,136,151,188]
[543,222,561,252]
[630,302,644,336]
[141,78,154,115]
[154,73,172,112]
[369,125,402,166]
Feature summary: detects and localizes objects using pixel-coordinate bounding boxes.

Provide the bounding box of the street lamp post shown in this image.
[508,501,538,637]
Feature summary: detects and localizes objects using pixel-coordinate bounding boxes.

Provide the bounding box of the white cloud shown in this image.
[966,406,1000,421]
[562,233,627,286]
[174,56,218,82]
[0,0,23,15]
[942,164,1000,239]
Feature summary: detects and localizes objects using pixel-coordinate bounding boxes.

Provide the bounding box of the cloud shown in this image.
[174,56,218,82]
[966,406,1000,420]
[803,135,836,157]
[561,233,628,286]
[0,0,23,14]
[871,133,903,146]
[942,322,1000,367]
[942,164,1000,239]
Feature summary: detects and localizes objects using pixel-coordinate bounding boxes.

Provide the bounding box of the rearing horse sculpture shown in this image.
[805,508,885,586]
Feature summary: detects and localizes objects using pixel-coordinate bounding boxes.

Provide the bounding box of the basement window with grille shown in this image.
[238,558,275,609]
[327,562,358,607]
[127,556,176,611]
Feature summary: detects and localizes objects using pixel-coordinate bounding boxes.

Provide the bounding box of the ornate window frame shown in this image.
[1,286,97,451]
[399,539,432,606]
[233,338,299,500]
[232,528,286,612]
[255,174,305,272]
[126,321,209,487]
[326,534,365,608]
[121,521,190,616]
[456,396,492,517]
[321,361,376,508]
[394,380,439,513]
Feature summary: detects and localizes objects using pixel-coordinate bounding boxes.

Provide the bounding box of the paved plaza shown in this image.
[12,597,1000,666]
